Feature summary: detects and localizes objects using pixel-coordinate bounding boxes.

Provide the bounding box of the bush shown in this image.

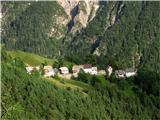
[77,69,92,83]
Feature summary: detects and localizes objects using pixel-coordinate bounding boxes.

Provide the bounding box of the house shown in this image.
[26,66,34,74]
[83,64,98,75]
[72,64,98,76]
[98,70,106,75]
[91,67,97,75]
[44,66,55,77]
[35,66,40,71]
[59,67,69,74]
[115,70,125,78]
[106,65,113,76]
[115,68,137,78]
[125,68,137,77]
[83,64,93,74]
[72,65,83,77]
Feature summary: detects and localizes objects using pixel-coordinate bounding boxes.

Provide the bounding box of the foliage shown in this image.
[135,68,160,96]
[77,70,92,83]
[1,47,160,119]
[1,1,67,57]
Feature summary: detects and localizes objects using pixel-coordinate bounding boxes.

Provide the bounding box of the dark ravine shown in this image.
[67,4,79,33]
[91,36,101,54]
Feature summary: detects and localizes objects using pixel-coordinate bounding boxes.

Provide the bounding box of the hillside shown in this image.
[7,50,56,66]
[1,1,99,57]
[1,1,68,57]
[7,50,74,68]
[1,1,160,73]
[65,1,160,72]
[1,47,160,119]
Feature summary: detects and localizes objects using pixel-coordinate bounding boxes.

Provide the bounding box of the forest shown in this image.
[1,46,160,119]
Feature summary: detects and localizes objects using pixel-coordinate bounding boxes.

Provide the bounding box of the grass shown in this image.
[43,76,92,95]
[7,50,74,67]
[7,50,56,66]
[66,79,92,90]
[46,78,85,92]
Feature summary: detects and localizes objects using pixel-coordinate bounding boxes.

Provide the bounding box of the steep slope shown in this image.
[98,2,160,71]
[57,0,99,32]
[64,1,160,73]
[7,50,74,68]
[1,2,69,57]
[1,1,99,57]
[7,50,56,66]
[1,1,160,72]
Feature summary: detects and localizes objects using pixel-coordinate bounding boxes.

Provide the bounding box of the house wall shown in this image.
[91,70,97,75]
[115,73,125,78]
[83,68,92,74]
[44,69,55,77]
[107,67,113,76]
[61,70,69,74]
[98,70,106,75]
[26,67,33,73]
[125,72,136,77]
[119,74,125,78]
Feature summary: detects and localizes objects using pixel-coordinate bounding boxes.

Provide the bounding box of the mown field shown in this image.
[7,50,74,67]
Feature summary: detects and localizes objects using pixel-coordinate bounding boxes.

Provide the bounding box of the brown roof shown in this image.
[125,68,137,73]
[115,70,125,75]
[72,65,84,71]
[83,64,92,69]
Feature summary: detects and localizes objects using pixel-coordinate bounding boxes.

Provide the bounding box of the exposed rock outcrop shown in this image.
[57,0,100,32]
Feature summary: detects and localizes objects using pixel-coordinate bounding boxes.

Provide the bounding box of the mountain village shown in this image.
[26,64,137,79]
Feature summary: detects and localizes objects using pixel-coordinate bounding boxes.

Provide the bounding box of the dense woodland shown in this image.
[1,2,67,58]
[1,46,160,119]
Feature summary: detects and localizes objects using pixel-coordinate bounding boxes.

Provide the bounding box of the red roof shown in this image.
[83,64,92,69]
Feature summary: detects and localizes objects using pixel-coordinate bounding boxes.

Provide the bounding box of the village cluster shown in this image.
[26,63,137,79]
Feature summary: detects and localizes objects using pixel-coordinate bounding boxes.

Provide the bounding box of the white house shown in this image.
[26,66,34,74]
[115,68,137,78]
[83,64,93,74]
[125,68,137,77]
[115,70,125,78]
[83,64,98,75]
[72,65,84,77]
[44,66,55,77]
[59,67,69,74]
[35,66,40,71]
[106,66,113,76]
[91,67,97,75]
[98,70,106,75]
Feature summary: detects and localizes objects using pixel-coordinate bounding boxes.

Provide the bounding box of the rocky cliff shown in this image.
[57,0,99,32]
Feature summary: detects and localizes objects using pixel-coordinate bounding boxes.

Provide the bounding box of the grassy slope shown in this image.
[7,50,74,67]
[43,76,92,95]
[7,50,56,66]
